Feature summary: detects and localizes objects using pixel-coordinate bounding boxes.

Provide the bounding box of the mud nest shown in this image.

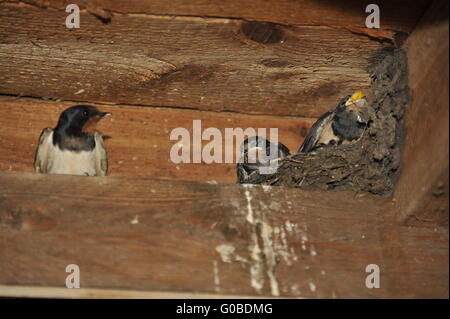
[243,48,410,195]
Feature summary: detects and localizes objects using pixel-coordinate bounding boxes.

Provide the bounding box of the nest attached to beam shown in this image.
[243,48,410,195]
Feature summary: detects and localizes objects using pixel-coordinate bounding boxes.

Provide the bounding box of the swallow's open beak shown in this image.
[100,112,111,118]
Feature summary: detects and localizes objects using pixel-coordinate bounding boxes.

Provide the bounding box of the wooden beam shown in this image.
[0,2,385,117]
[0,285,264,299]
[4,0,428,35]
[395,0,449,225]
[0,171,447,298]
[0,96,314,183]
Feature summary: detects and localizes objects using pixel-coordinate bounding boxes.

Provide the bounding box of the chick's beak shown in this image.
[345,90,365,106]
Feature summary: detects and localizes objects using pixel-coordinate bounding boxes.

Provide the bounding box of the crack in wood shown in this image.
[0,43,177,81]
[0,94,318,120]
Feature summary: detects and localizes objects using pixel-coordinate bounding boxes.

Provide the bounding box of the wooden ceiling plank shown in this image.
[0,2,384,117]
[4,0,428,33]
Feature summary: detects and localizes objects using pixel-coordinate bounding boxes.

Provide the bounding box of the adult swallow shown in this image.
[35,105,111,176]
[297,91,368,153]
[237,136,290,183]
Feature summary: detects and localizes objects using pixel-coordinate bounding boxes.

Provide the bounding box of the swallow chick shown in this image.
[297,91,369,153]
[237,136,290,184]
[35,105,111,176]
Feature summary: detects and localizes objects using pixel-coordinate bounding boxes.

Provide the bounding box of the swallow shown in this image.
[297,91,368,153]
[35,105,111,176]
[237,136,290,183]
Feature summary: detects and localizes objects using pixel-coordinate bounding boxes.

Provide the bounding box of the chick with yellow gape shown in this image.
[297,90,369,153]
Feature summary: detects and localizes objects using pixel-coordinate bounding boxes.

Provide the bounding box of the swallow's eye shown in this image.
[82,110,89,117]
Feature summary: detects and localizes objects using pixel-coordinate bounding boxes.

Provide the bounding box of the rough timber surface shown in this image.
[239,48,410,195]
[0,171,448,298]
[0,2,387,117]
[3,0,429,36]
[395,0,449,226]
[0,96,315,183]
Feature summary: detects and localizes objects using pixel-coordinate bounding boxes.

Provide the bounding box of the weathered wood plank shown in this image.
[0,171,448,298]
[0,2,385,117]
[3,0,429,34]
[0,96,314,183]
[395,0,449,225]
[0,285,264,299]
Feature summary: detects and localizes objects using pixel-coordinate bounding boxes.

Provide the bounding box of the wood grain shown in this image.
[395,0,449,225]
[0,2,386,117]
[0,171,447,298]
[0,285,266,299]
[0,96,314,183]
[3,0,428,34]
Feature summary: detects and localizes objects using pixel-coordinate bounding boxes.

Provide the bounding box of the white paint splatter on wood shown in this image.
[215,244,236,263]
[244,190,255,224]
[260,221,279,297]
[130,215,139,225]
[213,260,220,292]
[215,187,306,297]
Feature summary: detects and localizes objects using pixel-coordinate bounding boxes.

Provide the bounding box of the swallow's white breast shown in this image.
[47,144,97,176]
